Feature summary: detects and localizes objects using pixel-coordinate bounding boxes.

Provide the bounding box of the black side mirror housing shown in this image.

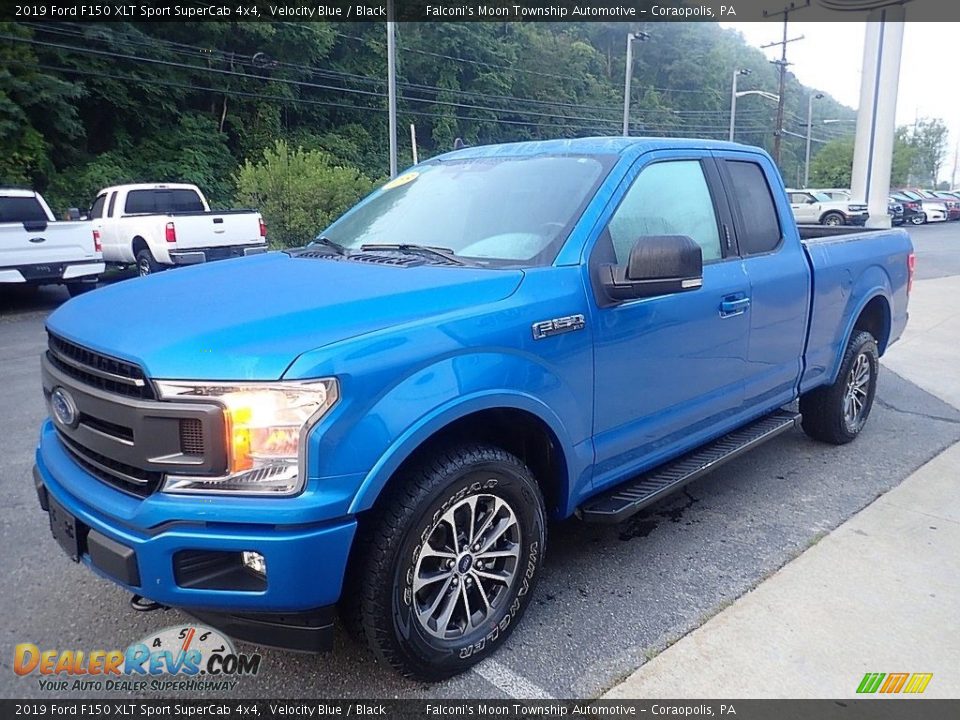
[600,235,703,302]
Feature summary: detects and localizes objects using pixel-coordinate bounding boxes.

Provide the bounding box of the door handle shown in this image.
[720,297,751,317]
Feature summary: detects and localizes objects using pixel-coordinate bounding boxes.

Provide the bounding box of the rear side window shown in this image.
[608,160,722,263]
[124,189,204,214]
[725,161,782,256]
[89,194,106,220]
[0,196,49,223]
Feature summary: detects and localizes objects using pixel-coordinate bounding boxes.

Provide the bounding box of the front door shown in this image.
[589,155,751,490]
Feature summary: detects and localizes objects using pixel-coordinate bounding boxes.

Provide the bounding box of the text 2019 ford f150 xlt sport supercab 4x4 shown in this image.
[33,138,912,680]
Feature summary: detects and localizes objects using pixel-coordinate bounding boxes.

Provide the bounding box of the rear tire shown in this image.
[136,248,160,277]
[909,213,926,226]
[800,330,879,445]
[345,444,546,681]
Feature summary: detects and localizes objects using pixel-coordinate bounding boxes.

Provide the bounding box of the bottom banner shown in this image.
[1,700,957,720]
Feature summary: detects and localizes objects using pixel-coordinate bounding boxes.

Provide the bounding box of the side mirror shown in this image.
[806,198,817,204]
[600,235,703,302]
[66,208,81,221]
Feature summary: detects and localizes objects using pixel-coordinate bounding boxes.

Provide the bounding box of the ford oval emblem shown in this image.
[51,387,79,428]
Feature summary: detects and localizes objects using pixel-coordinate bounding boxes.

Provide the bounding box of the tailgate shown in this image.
[168,212,263,250]
[0,222,98,269]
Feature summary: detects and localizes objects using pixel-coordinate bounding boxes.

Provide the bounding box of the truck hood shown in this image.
[46,252,524,380]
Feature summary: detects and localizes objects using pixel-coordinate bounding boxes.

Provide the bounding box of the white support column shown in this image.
[850,5,906,229]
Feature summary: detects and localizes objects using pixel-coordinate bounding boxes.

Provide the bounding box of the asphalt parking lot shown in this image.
[2,222,959,699]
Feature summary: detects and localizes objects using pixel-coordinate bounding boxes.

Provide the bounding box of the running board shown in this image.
[579,410,801,524]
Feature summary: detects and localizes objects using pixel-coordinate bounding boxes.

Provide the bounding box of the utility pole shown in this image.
[804,92,823,187]
[761,2,808,165]
[386,3,398,177]
[622,31,650,137]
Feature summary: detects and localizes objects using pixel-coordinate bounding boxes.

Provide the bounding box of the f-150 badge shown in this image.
[532,314,586,340]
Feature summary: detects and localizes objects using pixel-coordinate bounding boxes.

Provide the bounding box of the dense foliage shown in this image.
[0,20,947,243]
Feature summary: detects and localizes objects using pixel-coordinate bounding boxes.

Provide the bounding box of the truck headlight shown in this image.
[155,379,338,495]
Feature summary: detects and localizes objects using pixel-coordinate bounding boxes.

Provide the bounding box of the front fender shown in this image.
[305,352,592,519]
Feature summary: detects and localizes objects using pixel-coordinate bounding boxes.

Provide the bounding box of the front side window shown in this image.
[322,154,611,266]
[607,160,722,264]
[90,194,106,220]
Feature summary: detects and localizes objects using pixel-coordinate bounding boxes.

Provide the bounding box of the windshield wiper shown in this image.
[360,243,468,266]
[308,236,347,255]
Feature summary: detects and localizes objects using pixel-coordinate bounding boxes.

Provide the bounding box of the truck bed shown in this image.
[799,224,913,393]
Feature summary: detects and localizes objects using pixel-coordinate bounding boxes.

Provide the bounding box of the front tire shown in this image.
[821,212,845,227]
[800,330,879,445]
[346,444,546,681]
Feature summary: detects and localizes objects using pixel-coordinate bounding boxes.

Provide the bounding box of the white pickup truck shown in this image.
[786,189,869,227]
[89,183,267,276]
[0,189,104,296]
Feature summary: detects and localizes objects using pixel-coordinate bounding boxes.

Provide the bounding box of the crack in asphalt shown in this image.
[875,397,960,426]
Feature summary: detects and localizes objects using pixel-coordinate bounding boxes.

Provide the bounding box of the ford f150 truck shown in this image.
[88,183,268,276]
[34,138,913,681]
[1,189,104,295]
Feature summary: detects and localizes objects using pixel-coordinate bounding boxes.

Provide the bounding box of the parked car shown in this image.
[0,189,103,296]
[930,190,960,219]
[890,192,928,225]
[894,190,948,223]
[34,138,913,680]
[786,189,868,226]
[89,183,268,276]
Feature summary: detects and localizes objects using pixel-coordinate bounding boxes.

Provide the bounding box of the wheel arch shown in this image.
[348,395,575,520]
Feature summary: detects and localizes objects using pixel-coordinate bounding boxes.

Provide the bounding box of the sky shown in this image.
[721,21,958,183]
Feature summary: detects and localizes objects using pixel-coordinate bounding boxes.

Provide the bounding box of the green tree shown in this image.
[808,138,854,188]
[910,118,949,186]
[234,140,373,248]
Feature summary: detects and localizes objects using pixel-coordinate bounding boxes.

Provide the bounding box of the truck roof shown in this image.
[0,188,40,198]
[96,183,202,195]
[434,136,767,162]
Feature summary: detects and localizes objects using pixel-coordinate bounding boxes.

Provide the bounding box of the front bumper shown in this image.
[847,213,869,226]
[169,244,268,265]
[34,422,358,651]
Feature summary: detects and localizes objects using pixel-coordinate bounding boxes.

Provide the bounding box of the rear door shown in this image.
[589,152,751,490]
[718,154,811,414]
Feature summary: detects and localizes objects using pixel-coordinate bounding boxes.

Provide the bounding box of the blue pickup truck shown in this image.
[34,138,913,680]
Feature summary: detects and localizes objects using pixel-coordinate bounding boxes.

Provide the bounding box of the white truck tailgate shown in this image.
[168,212,263,250]
[0,221,98,269]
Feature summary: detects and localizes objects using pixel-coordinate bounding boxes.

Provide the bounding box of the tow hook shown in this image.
[130,594,168,612]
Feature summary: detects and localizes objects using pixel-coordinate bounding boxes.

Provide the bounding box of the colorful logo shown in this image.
[857,672,933,694]
[14,624,261,692]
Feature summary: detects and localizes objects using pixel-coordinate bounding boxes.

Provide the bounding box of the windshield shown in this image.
[811,192,833,202]
[321,154,611,266]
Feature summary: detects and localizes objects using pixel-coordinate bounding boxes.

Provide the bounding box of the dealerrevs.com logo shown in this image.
[14,625,262,692]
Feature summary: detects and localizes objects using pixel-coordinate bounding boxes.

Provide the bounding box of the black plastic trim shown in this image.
[88,529,141,587]
[184,606,336,654]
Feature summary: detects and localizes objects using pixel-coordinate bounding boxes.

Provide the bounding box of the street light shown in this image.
[804,92,824,187]
[622,31,651,137]
[728,69,752,142]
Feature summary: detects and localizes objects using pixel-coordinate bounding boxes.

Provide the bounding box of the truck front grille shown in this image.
[58,433,162,497]
[43,333,227,497]
[47,334,154,400]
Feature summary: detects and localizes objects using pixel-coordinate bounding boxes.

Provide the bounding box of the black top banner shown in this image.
[0,0,948,23]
